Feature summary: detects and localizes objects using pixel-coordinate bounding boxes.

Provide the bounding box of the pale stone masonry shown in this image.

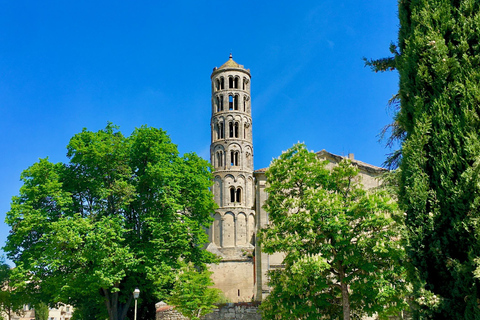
[207,55,256,302]
[206,55,387,302]
[155,302,261,320]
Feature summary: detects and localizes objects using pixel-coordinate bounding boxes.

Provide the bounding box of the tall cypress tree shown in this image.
[395,0,480,318]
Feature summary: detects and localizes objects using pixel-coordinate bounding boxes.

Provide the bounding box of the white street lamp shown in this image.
[133,288,140,320]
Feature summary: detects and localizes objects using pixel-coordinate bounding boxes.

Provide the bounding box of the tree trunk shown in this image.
[339,267,350,320]
[341,282,350,320]
[103,287,133,320]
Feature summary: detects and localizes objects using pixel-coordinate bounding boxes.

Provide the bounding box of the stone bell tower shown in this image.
[208,55,256,301]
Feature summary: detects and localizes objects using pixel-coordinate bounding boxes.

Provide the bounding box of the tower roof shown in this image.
[212,54,250,77]
[219,53,242,69]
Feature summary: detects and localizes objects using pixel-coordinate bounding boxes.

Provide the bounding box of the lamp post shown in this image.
[133,288,140,320]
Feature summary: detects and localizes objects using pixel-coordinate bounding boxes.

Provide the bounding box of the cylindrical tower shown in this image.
[209,54,255,254]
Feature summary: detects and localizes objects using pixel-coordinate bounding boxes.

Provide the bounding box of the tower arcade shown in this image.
[207,55,257,301]
[209,54,255,252]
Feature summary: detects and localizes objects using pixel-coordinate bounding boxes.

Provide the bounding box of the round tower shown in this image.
[209,55,255,255]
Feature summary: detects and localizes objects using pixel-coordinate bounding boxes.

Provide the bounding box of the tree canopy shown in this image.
[4,124,217,320]
[259,144,407,320]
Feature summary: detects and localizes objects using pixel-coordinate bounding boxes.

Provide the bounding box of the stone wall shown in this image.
[156,302,188,320]
[156,302,261,320]
[203,302,261,320]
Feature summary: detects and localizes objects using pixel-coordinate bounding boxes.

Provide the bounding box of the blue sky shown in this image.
[0,1,399,264]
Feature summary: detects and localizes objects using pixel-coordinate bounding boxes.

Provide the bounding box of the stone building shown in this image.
[206,55,386,302]
[2,304,73,320]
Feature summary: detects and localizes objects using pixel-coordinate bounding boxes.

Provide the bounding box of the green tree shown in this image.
[167,262,221,320]
[369,1,480,318]
[0,258,25,320]
[4,124,217,320]
[34,302,48,320]
[259,144,407,320]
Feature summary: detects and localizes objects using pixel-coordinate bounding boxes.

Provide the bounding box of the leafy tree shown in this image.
[4,124,217,320]
[0,258,25,320]
[167,262,221,320]
[369,1,480,318]
[259,144,407,320]
[34,302,48,320]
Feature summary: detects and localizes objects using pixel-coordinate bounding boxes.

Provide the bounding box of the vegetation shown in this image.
[167,262,221,320]
[4,124,217,320]
[0,257,25,320]
[259,144,407,320]
[34,302,49,320]
[368,1,480,318]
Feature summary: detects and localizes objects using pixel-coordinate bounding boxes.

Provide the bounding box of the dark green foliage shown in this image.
[374,0,480,318]
[259,144,407,320]
[5,124,217,320]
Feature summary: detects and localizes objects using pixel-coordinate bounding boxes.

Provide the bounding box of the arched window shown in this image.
[244,123,247,139]
[219,122,224,139]
[216,79,220,91]
[215,123,220,139]
[219,95,224,111]
[229,121,233,138]
[234,95,239,110]
[243,78,247,90]
[229,95,234,110]
[216,151,223,167]
[216,96,220,112]
[230,151,239,166]
[230,187,241,203]
[234,77,239,89]
[229,77,234,88]
[234,122,239,138]
[243,97,246,112]
[220,77,225,90]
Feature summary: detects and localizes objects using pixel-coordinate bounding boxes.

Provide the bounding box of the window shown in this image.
[234,95,239,110]
[216,97,220,112]
[229,122,238,138]
[219,122,224,139]
[216,151,223,167]
[229,95,234,110]
[234,77,239,89]
[230,187,241,203]
[220,77,225,89]
[216,79,220,91]
[236,188,241,202]
[230,151,239,166]
[219,95,224,111]
[243,97,246,112]
[229,77,234,88]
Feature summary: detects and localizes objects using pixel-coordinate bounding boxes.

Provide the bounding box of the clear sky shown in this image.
[0,1,399,264]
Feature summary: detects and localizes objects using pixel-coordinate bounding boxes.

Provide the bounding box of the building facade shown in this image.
[207,56,386,302]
